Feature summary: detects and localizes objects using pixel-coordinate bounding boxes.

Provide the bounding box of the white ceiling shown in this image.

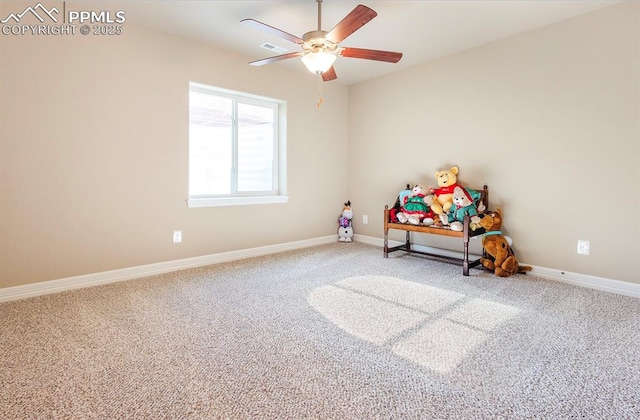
[111,0,621,85]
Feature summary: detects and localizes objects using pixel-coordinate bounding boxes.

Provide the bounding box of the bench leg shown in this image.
[463,217,470,276]
[405,231,411,251]
[383,228,389,258]
[462,239,470,276]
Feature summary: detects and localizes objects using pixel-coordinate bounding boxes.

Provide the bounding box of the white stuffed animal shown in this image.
[338,201,354,242]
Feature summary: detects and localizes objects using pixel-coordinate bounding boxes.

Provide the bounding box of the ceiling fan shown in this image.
[241,0,403,82]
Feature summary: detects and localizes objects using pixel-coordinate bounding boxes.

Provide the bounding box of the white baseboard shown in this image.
[0,235,338,303]
[2,234,637,303]
[354,234,639,299]
[527,266,639,298]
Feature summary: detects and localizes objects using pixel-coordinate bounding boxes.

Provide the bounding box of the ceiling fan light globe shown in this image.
[301,51,336,74]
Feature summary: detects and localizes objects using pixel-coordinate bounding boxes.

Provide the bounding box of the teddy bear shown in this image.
[389,184,413,223]
[440,186,486,231]
[396,184,435,226]
[478,208,532,277]
[338,201,354,242]
[430,166,461,215]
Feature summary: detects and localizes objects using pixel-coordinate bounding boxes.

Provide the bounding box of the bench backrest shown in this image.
[390,184,489,210]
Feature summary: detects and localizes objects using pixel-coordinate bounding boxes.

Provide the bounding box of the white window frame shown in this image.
[187,82,288,208]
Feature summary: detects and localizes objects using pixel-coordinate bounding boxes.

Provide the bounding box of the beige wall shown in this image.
[349,2,639,284]
[0,23,349,287]
[2,2,638,290]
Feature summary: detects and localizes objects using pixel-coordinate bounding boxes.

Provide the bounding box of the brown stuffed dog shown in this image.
[479,208,532,277]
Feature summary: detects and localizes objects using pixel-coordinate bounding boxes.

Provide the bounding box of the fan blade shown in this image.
[249,52,304,66]
[322,66,337,82]
[241,18,304,44]
[340,47,403,63]
[326,4,377,44]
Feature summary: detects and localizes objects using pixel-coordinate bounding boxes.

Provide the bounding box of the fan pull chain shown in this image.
[317,73,323,108]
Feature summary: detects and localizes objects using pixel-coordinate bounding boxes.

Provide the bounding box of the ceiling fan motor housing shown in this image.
[302,30,337,53]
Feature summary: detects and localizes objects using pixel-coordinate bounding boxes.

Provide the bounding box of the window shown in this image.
[187,83,288,207]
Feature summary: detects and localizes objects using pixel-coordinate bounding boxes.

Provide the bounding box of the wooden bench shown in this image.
[383,185,489,276]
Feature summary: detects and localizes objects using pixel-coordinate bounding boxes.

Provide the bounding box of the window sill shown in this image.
[187,195,289,208]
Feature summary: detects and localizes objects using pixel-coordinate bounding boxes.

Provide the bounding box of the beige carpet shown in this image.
[1,243,639,419]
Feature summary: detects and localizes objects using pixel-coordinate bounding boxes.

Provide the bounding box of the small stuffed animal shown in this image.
[389,184,413,223]
[338,201,354,242]
[440,186,485,231]
[396,184,435,226]
[430,166,460,215]
[479,208,532,277]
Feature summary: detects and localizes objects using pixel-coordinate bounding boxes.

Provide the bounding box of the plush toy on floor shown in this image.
[479,208,532,277]
[338,201,354,242]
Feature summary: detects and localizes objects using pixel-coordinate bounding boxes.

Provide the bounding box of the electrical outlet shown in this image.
[173,230,182,243]
[362,215,368,224]
[577,240,589,255]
